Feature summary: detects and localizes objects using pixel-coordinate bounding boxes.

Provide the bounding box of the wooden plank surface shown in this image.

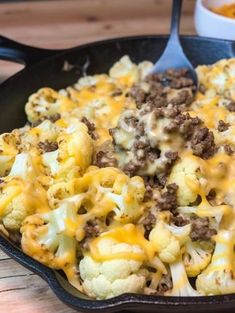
[0,0,195,312]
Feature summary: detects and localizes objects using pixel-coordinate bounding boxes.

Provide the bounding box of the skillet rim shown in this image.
[0,34,235,312]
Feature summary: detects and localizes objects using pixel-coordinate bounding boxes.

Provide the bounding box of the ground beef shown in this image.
[164,113,201,139]
[80,219,100,249]
[38,140,58,153]
[224,144,234,155]
[171,213,190,226]
[111,88,123,97]
[172,212,217,241]
[31,113,61,127]
[129,84,147,108]
[48,113,61,123]
[146,68,195,90]
[158,183,178,212]
[130,68,195,111]
[124,116,138,128]
[94,150,117,167]
[190,216,217,241]
[165,151,179,166]
[141,212,156,238]
[81,116,97,140]
[143,185,154,201]
[143,175,162,190]
[199,84,206,94]
[169,89,193,106]
[122,149,178,182]
[206,189,216,201]
[94,141,117,168]
[217,120,230,132]
[111,68,217,190]
[123,161,141,177]
[165,113,217,159]
[190,127,217,159]
[157,152,179,186]
[226,100,235,112]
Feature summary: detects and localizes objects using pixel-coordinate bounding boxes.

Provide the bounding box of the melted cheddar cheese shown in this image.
[212,3,235,19]
[1,56,235,299]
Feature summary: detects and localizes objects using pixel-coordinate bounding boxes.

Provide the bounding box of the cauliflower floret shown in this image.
[47,166,124,208]
[21,200,81,290]
[0,177,35,231]
[9,153,32,179]
[48,166,146,224]
[74,75,98,90]
[0,151,47,231]
[149,221,191,263]
[105,175,146,223]
[79,238,147,299]
[109,55,139,86]
[42,121,93,181]
[196,230,235,295]
[0,131,20,176]
[169,155,202,206]
[183,240,212,277]
[137,61,153,80]
[196,59,235,97]
[111,109,137,150]
[166,253,201,296]
[25,88,77,123]
[21,119,60,150]
[178,201,232,231]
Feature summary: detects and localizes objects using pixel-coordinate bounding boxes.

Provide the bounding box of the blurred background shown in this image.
[0,0,195,80]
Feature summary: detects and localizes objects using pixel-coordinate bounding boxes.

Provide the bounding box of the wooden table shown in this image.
[0,1,195,312]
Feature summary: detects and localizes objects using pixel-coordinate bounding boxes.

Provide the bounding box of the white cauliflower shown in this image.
[79,238,147,299]
[0,131,20,176]
[48,166,146,223]
[74,75,98,90]
[0,152,45,231]
[20,119,60,151]
[21,200,82,291]
[183,240,212,277]
[196,230,235,295]
[9,152,32,179]
[169,156,203,206]
[149,220,191,263]
[109,56,154,85]
[42,121,93,181]
[105,175,145,223]
[111,109,137,150]
[178,202,232,231]
[25,87,77,123]
[137,61,153,80]
[0,177,34,231]
[196,58,235,97]
[109,55,139,85]
[166,253,201,296]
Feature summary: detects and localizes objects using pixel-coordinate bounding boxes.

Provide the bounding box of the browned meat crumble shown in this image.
[38,140,58,153]
[171,213,217,242]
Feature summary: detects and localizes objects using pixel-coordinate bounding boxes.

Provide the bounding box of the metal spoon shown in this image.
[152,0,198,87]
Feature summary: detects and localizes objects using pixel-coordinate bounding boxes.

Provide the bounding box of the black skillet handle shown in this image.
[232,41,235,56]
[0,35,62,66]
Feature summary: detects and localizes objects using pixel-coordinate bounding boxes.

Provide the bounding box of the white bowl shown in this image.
[194,0,235,40]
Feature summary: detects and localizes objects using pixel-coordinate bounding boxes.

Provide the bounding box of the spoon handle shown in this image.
[170,0,183,39]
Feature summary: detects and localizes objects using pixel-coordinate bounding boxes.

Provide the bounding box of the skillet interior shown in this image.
[0,35,235,312]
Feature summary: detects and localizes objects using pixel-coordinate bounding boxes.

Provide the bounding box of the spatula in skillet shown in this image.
[152,0,198,87]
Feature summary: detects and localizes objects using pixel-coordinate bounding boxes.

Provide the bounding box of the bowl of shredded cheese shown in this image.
[195,0,235,40]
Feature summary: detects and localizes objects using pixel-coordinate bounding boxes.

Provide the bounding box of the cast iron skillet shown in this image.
[0,34,235,313]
